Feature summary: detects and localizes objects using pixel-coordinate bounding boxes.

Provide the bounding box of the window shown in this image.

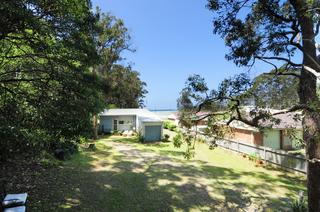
[119,120,124,124]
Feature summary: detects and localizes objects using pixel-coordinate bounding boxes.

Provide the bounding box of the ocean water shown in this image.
[151,110,177,120]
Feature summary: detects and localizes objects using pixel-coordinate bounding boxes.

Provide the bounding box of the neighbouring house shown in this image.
[185,110,303,151]
[167,112,180,126]
[168,111,209,129]
[99,108,163,142]
[223,112,303,150]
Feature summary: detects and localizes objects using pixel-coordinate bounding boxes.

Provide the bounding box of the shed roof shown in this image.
[100,108,162,122]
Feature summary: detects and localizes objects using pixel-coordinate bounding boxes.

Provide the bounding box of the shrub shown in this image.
[290,191,307,212]
[173,133,183,148]
[164,121,177,132]
[39,151,63,167]
[78,136,88,144]
[197,137,205,143]
[50,137,79,160]
[162,134,170,142]
[163,121,170,129]
[168,124,177,131]
[248,153,258,161]
[137,132,144,143]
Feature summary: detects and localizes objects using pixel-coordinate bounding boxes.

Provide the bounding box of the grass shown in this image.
[2,135,306,211]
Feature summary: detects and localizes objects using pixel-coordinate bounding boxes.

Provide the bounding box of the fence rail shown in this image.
[206,138,307,174]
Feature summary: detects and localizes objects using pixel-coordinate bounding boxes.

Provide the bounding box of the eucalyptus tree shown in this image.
[94,11,147,106]
[91,11,147,138]
[103,64,147,108]
[179,1,320,210]
[249,68,300,109]
[0,0,105,159]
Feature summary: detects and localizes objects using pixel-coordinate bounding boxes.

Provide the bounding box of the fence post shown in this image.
[237,141,240,152]
[264,146,267,162]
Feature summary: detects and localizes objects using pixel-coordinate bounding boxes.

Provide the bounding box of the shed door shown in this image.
[144,125,161,142]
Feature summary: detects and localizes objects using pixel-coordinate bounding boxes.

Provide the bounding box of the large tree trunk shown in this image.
[298,6,320,211]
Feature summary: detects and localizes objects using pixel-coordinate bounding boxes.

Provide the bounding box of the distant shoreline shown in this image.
[149,109,177,112]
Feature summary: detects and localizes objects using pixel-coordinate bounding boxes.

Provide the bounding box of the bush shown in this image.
[50,137,79,160]
[164,121,177,132]
[173,133,183,148]
[290,191,307,212]
[168,124,177,132]
[0,127,52,161]
[248,153,258,161]
[112,130,120,135]
[39,151,63,167]
[162,134,170,142]
[78,136,88,144]
[163,121,170,129]
[137,132,144,143]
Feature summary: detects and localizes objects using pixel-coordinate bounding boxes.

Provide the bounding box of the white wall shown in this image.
[112,115,135,131]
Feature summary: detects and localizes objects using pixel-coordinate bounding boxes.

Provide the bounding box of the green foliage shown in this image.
[163,121,177,131]
[173,132,195,159]
[290,191,307,212]
[248,153,261,161]
[102,65,148,108]
[0,1,147,161]
[173,133,183,148]
[283,129,304,149]
[137,132,144,143]
[162,134,170,142]
[205,1,320,209]
[0,0,106,160]
[78,136,88,144]
[94,12,147,108]
[39,151,63,167]
[112,130,120,135]
[248,68,300,109]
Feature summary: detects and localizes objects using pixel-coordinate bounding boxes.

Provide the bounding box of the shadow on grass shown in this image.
[3,137,306,211]
[159,149,185,157]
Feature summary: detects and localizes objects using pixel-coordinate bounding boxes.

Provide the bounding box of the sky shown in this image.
[91,0,272,110]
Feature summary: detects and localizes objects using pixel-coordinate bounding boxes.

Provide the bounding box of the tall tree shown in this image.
[248,68,300,109]
[90,12,147,138]
[103,64,147,108]
[93,12,147,107]
[180,1,320,210]
[0,0,105,159]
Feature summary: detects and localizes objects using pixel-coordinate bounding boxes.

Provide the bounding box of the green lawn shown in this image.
[21,135,305,211]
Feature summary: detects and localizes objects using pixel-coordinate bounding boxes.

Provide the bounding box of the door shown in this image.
[113,119,118,131]
[144,125,161,142]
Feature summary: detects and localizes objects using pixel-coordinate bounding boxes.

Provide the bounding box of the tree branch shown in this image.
[255,56,302,67]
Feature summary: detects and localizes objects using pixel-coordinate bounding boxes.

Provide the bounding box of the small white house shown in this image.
[99,108,163,142]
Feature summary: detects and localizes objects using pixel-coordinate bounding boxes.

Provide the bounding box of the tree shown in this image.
[89,11,147,138]
[180,1,320,210]
[103,64,147,108]
[93,12,147,108]
[249,68,300,109]
[0,0,105,160]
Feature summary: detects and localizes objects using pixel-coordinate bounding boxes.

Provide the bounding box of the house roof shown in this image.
[258,112,302,129]
[227,112,302,131]
[100,108,162,122]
